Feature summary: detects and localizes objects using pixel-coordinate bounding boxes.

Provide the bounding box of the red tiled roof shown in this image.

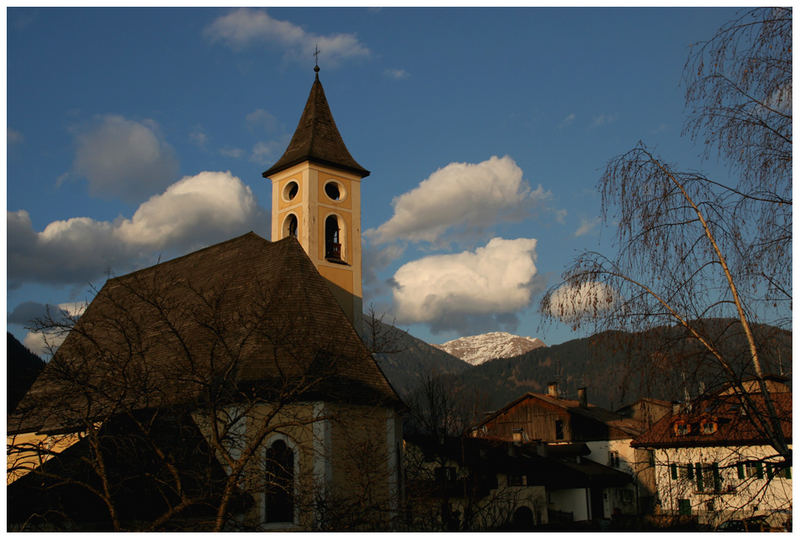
[631,392,791,448]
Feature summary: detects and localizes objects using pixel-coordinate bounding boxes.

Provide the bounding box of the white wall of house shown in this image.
[585,439,638,518]
[653,444,792,527]
[549,488,590,521]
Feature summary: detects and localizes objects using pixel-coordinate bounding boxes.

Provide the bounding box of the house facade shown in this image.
[469,384,644,521]
[631,390,792,529]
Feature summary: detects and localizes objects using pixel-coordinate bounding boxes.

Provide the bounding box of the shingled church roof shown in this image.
[262,70,369,179]
[10,233,401,434]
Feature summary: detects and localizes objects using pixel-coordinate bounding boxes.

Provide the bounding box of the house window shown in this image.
[265,439,295,523]
[325,215,342,261]
[608,451,620,468]
[508,474,527,487]
[555,420,564,440]
[673,420,690,436]
[705,500,714,512]
[740,461,764,479]
[701,419,717,434]
[512,428,526,443]
[647,450,655,467]
[695,462,721,493]
[435,466,456,483]
[678,498,691,516]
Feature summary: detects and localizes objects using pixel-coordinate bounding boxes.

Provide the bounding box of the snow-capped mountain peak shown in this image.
[433,331,546,366]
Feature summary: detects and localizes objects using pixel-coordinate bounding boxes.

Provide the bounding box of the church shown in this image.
[8,66,405,531]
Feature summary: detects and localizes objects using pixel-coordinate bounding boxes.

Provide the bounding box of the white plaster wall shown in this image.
[549,488,589,521]
[653,444,792,527]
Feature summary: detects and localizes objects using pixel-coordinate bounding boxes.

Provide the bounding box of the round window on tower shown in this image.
[283,181,299,202]
[324,181,344,202]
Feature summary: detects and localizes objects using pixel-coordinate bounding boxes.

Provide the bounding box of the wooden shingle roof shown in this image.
[10,233,402,434]
[262,71,369,179]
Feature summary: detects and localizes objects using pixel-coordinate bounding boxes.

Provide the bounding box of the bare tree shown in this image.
[8,240,401,531]
[541,7,790,466]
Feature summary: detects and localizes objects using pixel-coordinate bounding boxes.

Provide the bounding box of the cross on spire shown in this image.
[313,43,321,72]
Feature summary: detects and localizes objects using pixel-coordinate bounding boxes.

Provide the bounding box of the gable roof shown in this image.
[262,71,369,179]
[631,392,792,448]
[477,392,645,438]
[11,233,402,434]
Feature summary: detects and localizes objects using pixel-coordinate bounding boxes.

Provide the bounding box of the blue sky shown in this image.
[7,6,747,354]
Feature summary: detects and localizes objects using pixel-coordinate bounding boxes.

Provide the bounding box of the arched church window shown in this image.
[283,214,298,239]
[265,439,294,523]
[325,215,342,261]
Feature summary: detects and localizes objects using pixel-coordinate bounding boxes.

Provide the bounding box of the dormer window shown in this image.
[673,420,690,436]
[701,418,718,434]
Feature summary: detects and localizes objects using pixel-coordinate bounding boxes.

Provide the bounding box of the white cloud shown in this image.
[555,209,568,224]
[24,329,68,358]
[392,237,539,332]
[251,139,287,164]
[8,171,266,287]
[559,113,575,128]
[546,281,617,323]
[367,155,547,245]
[73,115,179,202]
[189,127,208,147]
[205,9,369,65]
[591,113,617,128]
[8,127,24,144]
[574,216,601,237]
[246,109,279,133]
[220,147,244,159]
[384,68,409,79]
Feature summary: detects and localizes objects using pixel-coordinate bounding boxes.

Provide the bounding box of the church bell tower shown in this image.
[262,65,369,328]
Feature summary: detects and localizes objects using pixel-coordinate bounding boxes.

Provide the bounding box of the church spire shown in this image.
[262,67,369,179]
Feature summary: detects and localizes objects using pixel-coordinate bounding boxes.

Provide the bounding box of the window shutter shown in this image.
[670,463,678,479]
[686,464,694,480]
[784,467,791,479]
[712,463,721,492]
[695,463,704,491]
[737,462,745,479]
[755,461,764,479]
[766,463,774,479]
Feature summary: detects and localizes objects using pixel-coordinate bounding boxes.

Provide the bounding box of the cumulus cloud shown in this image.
[367,156,547,246]
[8,171,266,288]
[391,237,540,333]
[559,113,575,128]
[12,302,88,358]
[574,216,601,237]
[9,301,87,326]
[73,115,179,202]
[205,9,369,65]
[546,281,618,323]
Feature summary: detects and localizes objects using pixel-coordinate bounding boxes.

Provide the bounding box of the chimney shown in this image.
[547,381,559,399]
[577,387,588,408]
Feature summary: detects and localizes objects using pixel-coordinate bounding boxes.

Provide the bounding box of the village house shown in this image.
[630,380,792,530]
[8,67,405,531]
[468,384,646,522]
